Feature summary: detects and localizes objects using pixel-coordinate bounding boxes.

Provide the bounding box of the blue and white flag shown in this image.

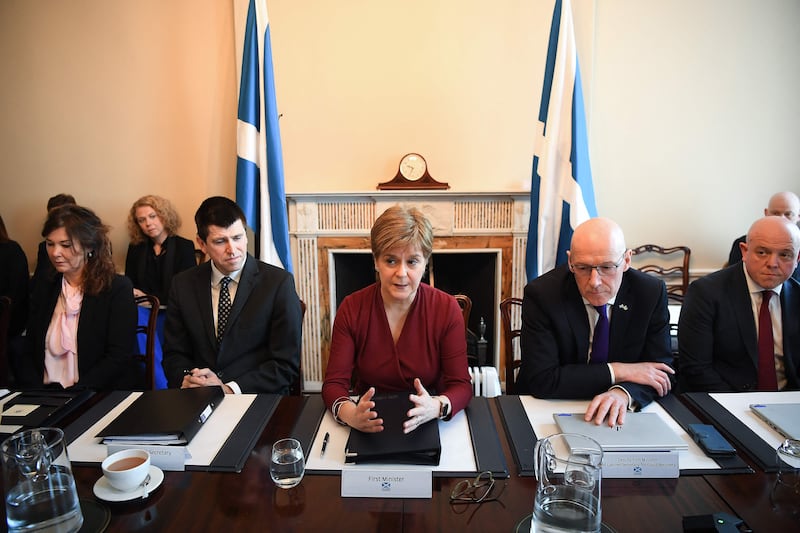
[235,0,293,273]
[526,0,597,282]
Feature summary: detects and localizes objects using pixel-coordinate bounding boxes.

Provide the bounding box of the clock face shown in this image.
[399,153,427,181]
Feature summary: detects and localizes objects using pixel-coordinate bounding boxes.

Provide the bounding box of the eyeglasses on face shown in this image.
[449,471,506,504]
[570,252,626,277]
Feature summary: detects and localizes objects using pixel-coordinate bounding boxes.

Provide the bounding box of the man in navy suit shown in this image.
[517,218,674,426]
[680,216,800,392]
[162,197,302,394]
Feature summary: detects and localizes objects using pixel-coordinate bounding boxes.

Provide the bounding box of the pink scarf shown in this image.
[44,278,82,387]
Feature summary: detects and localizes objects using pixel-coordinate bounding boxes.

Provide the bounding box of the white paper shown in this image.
[519,396,720,471]
[709,390,800,450]
[305,408,477,473]
[67,392,257,467]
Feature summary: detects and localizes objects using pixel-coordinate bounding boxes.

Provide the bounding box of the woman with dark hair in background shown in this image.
[125,195,196,303]
[0,214,29,339]
[18,204,140,390]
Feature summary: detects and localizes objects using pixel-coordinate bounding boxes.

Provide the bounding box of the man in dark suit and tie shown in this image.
[162,196,302,394]
[680,216,800,392]
[517,217,674,427]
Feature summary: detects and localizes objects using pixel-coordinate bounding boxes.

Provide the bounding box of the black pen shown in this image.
[320,432,330,457]
[183,369,194,376]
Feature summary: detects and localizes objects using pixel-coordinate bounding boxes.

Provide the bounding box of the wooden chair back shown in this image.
[499,297,523,394]
[630,244,691,303]
[134,294,161,390]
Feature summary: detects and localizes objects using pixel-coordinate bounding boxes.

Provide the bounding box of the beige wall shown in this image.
[1,0,798,275]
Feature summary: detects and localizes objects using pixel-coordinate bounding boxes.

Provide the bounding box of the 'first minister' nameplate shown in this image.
[341,469,432,498]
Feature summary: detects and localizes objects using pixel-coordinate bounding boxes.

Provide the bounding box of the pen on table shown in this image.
[320,432,330,457]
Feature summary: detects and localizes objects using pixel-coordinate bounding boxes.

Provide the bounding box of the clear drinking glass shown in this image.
[1,428,83,533]
[771,438,800,515]
[270,438,305,489]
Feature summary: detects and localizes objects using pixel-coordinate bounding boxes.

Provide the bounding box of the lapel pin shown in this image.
[618,304,629,311]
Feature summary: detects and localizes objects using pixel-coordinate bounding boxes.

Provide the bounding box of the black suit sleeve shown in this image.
[614,281,673,408]
[77,275,139,390]
[233,273,302,393]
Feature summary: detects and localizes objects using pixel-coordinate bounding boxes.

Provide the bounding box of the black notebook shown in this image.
[96,387,224,445]
[344,392,441,465]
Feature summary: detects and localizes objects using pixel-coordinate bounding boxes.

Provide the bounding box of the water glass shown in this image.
[2,428,83,533]
[771,438,800,515]
[270,438,305,489]
[532,433,603,533]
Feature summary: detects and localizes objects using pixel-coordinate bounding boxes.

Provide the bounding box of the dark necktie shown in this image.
[217,276,232,343]
[757,290,778,391]
[590,304,609,364]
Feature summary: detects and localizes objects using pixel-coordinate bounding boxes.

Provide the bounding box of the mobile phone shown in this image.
[687,424,736,456]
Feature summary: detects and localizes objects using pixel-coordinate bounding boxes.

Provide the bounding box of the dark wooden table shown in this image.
[2,394,789,532]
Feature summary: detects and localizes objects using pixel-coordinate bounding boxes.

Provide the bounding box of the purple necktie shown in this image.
[591,304,609,364]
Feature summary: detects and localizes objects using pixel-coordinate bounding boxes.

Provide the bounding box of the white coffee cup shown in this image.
[101,449,150,492]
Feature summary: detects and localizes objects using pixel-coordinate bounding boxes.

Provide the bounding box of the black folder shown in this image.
[344,392,441,465]
[96,387,224,445]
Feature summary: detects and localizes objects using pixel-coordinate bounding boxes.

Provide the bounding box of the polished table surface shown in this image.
[8,394,798,532]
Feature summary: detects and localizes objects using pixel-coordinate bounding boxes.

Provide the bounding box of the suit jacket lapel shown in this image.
[192,263,217,361]
[608,273,633,357]
[563,274,590,361]
[730,268,758,365]
[160,236,177,296]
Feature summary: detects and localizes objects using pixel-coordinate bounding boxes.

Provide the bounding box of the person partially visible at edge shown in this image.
[16,204,140,390]
[680,216,800,392]
[516,217,674,427]
[0,213,30,339]
[125,194,196,303]
[321,205,472,435]
[161,196,302,394]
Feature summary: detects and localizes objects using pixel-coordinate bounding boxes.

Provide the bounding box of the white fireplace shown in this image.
[287,191,530,392]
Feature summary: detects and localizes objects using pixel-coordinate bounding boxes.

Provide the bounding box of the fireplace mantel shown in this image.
[287,191,530,391]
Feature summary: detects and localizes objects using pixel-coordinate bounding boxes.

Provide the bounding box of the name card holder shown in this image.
[341,469,432,498]
[106,443,187,472]
[602,450,680,478]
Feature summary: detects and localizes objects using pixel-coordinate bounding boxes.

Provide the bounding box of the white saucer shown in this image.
[93,465,164,502]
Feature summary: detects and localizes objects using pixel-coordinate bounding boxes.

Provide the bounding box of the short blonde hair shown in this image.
[370,206,433,260]
[127,195,182,244]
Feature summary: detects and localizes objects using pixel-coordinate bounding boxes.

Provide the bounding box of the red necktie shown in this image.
[757,290,778,391]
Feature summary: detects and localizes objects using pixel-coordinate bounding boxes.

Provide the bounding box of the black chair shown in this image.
[134,294,161,390]
[499,297,522,394]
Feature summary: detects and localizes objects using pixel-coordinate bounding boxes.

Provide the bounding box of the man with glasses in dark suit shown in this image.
[517,217,674,426]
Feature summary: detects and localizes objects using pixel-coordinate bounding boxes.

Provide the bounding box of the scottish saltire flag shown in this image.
[526,0,597,282]
[235,0,293,273]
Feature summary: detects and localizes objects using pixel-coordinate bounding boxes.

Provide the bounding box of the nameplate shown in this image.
[602,450,679,478]
[106,444,187,471]
[341,469,432,498]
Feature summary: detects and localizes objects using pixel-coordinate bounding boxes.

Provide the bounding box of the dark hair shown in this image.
[46,194,76,211]
[194,196,247,241]
[127,194,182,244]
[42,205,115,295]
[0,214,8,243]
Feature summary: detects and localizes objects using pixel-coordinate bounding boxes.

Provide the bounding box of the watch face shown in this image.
[399,153,427,180]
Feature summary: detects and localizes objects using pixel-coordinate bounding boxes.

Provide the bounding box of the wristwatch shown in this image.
[436,396,451,419]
